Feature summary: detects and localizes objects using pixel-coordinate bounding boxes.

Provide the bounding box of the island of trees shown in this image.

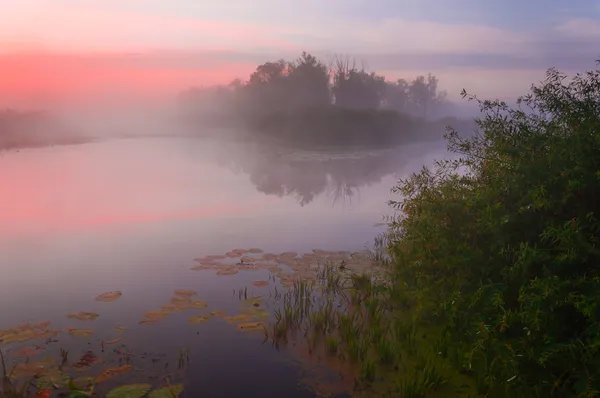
[177,52,474,147]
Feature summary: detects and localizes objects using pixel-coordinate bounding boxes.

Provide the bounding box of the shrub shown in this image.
[384,62,600,397]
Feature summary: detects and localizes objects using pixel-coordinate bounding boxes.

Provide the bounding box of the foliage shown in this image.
[177,52,454,146]
[382,61,600,396]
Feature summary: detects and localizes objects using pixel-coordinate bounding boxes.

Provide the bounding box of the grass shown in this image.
[263,261,472,397]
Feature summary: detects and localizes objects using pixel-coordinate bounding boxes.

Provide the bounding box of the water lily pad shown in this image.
[225,251,242,258]
[238,264,258,271]
[139,318,160,326]
[0,322,59,343]
[106,383,151,398]
[251,280,269,287]
[68,328,94,337]
[216,267,239,276]
[261,253,278,261]
[161,304,184,312]
[211,310,227,317]
[105,336,123,345]
[188,315,211,324]
[241,308,270,320]
[10,358,55,379]
[224,314,252,323]
[241,297,263,307]
[72,351,100,371]
[148,384,184,398]
[187,300,208,309]
[174,289,197,297]
[206,254,227,260]
[36,367,69,389]
[236,322,265,331]
[115,326,126,333]
[144,310,171,320]
[95,364,132,383]
[247,248,264,254]
[13,345,45,358]
[279,251,298,259]
[67,312,99,321]
[190,264,215,271]
[95,291,122,302]
[170,296,191,306]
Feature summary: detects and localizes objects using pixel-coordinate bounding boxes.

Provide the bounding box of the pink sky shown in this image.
[0,1,599,105]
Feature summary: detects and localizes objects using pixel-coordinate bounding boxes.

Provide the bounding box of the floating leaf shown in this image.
[95,291,122,302]
[174,289,197,297]
[36,366,69,389]
[67,312,99,321]
[104,336,123,345]
[241,308,270,320]
[68,328,94,337]
[95,364,132,383]
[144,310,171,320]
[216,267,238,276]
[139,318,160,326]
[225,251,242,258]
[187,300,208,309]
[241,297,263,307]
[13,345,45,358]
[251,280,269,287]
[188,315,211,325]
[170,296,190,306]
[236,322,265,331]
[106,383,151,398]
[247,248,264,254]
[72,351,100,371]
[148,384,184,398]
[190,264,215,271]
[161,304,184,312]
[10,358,55,379]
[210,310,227,317]
[0,322,59,343]
[205,254,227,260]
[115,326,126,333]
[224,314,252,323]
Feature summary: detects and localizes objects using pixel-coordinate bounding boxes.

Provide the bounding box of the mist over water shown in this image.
[0,127,449,396]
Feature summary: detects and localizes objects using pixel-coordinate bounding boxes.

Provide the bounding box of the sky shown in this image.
[0,0,599,107]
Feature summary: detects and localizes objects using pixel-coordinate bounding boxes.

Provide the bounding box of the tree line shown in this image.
[178,52,447,120]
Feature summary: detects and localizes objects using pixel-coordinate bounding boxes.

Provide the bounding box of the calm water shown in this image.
[0,136,449,397]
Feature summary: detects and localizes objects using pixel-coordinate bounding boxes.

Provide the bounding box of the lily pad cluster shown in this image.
[191,248,389,288]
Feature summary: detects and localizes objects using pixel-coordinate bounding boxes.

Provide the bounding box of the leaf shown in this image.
[104,336,123,345]
[13,345,45,358]
[187,300,208,309]
[148,384,184,398]
[241,308,270,320]
[247,248,264,254]
[95,364,132,383]
[115,326,126,333]
[174,289,197,297]
[106,383,151,398]
[251,280,269,287]
[95,291,122,302]
[236,322,265,331]
[224,314,252,323]
[188,315,211,325]
[67,312,99,321]
[216,267,239,276]
[68,328,94,337]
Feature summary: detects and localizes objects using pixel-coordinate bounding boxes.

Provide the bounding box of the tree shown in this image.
[331,55,386,109]
[383,79,410,112]
[407,73,447,119]
[286,52,331,108]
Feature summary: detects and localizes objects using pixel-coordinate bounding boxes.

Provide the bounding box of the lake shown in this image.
[0,136,449,397]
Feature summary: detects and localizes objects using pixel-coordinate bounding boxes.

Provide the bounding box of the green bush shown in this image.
[384,62,600,396]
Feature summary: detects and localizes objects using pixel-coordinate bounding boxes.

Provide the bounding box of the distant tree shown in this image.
[287,52,331,108]
[331,55,386,109]
[383,79,410,112]
[408,73,447,119]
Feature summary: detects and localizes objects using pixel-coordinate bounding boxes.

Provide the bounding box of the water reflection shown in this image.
[203,139,448,207]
